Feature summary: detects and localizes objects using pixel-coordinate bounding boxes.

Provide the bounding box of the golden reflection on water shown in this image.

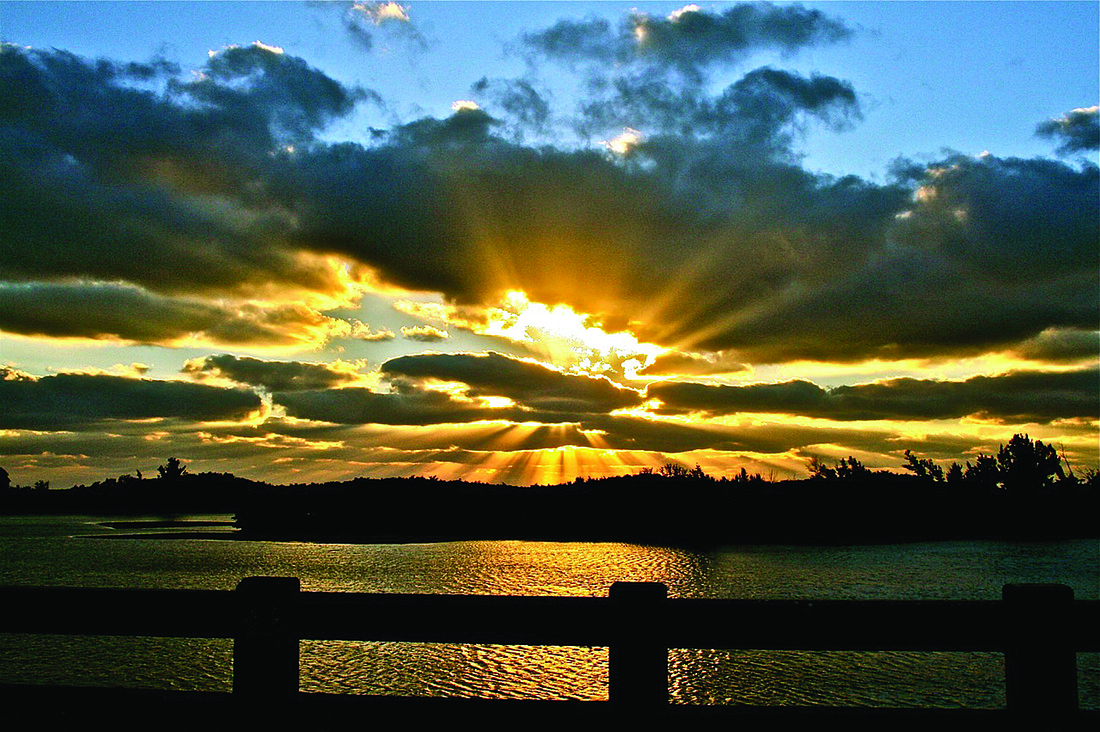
[667,649,1009,708]
[300,642,608,700]
[292,541,699,701]
[292,540,712,597]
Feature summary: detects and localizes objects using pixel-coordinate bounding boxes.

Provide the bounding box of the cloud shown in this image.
[1010,329,1099,364]
[348,320,396,342]
[678,152,1099,362]
[1036,106,1100,155]
[0,369,262,430]
[522,3,852,79]
[0,282,355,348]
[578,66,860,157]
[629,3,852,76]
[572,413,871,455]
[195,42,363,141]
[601,127,645,156]
[260,394,877,457]
[182,354,365,391]
[0,44,379,348]
[2,33,1095,369]
[400,325,449,342]
[471,77,551,131]
[380,352,645,415]
[335,2,425,51]
[648,367,1099,424]
[259,122,1095,364]
[274,384,513,425]
[637,350,751,377]
[391,300,491,331]
[0,44,366,297]
[353,1,410,25]
[718,66,860,132]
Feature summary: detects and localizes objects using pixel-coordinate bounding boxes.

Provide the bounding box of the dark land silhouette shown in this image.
[1,435,1096,545]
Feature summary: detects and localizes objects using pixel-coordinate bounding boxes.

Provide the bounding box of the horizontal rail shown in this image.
[3,585,1096,652]
[1,579,1096,720]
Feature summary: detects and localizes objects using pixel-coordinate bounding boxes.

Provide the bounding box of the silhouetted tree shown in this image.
[658,462,691,479]
[962,454,1000,490]
[996,434,1062,494]
[0,466,9,490]
[33,480,49,491]
[157,457,188,481]
[808,456,836,480]
[945,462,963,484]
[809,456,870,480]
[1079,467,1100,490]
[902,450,944,482]
[730,467,766,484]
[834,456,870,480]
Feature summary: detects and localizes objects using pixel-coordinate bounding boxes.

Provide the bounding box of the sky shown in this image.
[0,1,1097,487]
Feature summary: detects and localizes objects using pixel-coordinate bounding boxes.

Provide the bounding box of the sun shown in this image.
[482,291,667,379]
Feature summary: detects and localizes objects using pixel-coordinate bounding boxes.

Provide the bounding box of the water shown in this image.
[0,515,1096,708]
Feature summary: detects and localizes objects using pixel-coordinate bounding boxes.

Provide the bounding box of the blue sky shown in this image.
[1,2,1097,486]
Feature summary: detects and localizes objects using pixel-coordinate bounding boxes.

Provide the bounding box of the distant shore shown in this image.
[4,462,1096,546]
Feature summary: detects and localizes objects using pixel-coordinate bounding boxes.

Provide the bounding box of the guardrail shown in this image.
[1,579,1096,725]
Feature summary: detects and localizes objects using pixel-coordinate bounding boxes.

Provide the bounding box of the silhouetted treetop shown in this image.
[157,457,188,481]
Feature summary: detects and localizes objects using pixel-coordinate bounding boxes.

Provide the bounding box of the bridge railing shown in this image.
[1,579,1096,721]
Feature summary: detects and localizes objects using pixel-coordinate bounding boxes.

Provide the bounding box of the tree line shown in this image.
[0,434,1095,544]
[806,433,1096,495]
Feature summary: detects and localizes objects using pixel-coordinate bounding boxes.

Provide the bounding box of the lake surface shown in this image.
[0,515,1096,708]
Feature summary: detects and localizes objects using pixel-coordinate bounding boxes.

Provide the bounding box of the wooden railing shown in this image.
[1,579,1097,724]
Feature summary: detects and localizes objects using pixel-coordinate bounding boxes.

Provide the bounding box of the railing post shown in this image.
[234,576,301,700]
[609,581,668,713]
[1002,583,1077,718]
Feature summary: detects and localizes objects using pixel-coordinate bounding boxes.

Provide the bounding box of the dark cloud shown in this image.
[274,385,512,426]
[522,3,851,79]
[0,369,262,430]
[1010,329,1099,364]
[182,43,362,142]
[384,105,502,148]
[637,350,750,377]
[2,29,1095,369]
[523,5,856,148]
[0,43,366,304]
[255,398,878,457]
[182,355,362,392]
[1036,106,1100,155]
[1,43,360,179]
[521,17,618,65]
[578,66,859,153]
[629,3,852,77]
[648,368,1099,424]
[676,152,1099,361]
[718,66,860,133]
[472,77,551,131]
[262,123,1094,363]
[0,282,350,347]
[380,352,645,415]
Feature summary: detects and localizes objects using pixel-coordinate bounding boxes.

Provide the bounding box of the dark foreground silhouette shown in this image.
[3,579,1095,728]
